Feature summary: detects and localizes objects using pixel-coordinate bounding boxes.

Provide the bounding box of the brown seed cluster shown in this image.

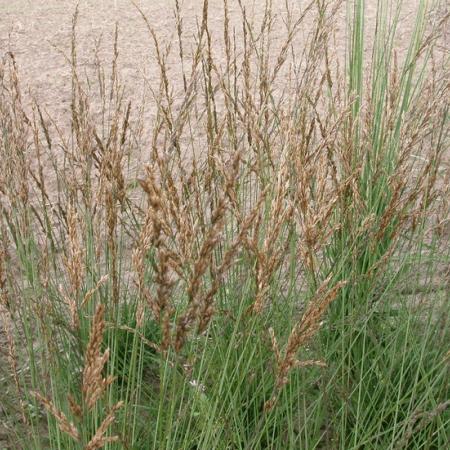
[31,391,80,441]
[32,303,122,448]
[82,304,115,410]
[265,277,346,410]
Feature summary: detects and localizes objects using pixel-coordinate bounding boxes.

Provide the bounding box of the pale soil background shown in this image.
[0,0,447,202]
[2,0,448,176]
[1,0,446,126]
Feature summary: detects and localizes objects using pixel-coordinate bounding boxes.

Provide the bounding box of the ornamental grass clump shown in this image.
[0,0,448,448]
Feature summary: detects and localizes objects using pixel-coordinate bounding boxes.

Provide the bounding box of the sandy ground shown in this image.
[0,0,447,193]
[1,0,441,126]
